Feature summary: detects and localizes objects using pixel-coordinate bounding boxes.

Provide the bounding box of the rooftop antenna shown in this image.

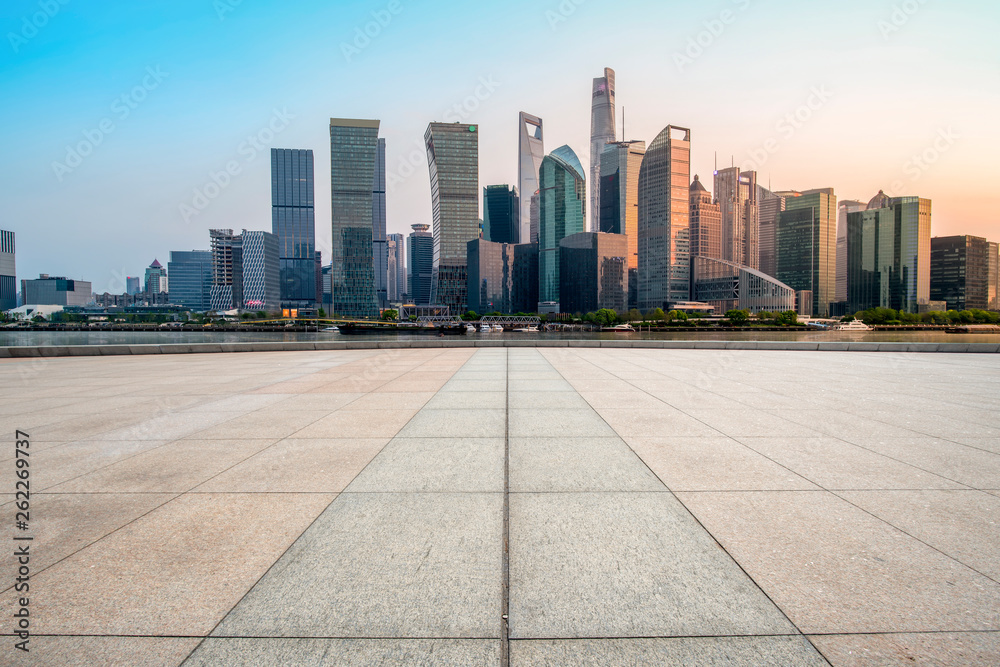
[621,107,625,142]
[714,152,717,173]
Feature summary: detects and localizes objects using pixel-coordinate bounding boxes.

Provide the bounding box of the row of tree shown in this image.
[849,308,1000,325]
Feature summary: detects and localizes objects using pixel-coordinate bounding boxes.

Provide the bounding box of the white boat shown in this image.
[513,325,539,333]
[479,323,491,332]
[603,323,635,333]
[466,323,477,333]
[832,320,872,332]
[491,324,504,332]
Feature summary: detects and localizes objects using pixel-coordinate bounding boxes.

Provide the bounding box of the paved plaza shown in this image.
[1,347,999,665]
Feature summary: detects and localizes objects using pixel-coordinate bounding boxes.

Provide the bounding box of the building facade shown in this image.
[372,138,388,308]
[167,250,213,311]
[637,125,691,310]
[599,141,646,269]
[144,260,167,295]
[271,148,317,310]
[483,184,519,245]
[466,239,539,315]
[692,256,796,314]
[240,230,281,312]
[518,112,544,244]
[407,224,434,306]
[990,241,1000,311]
[331,119,381,318]
[836,199,866,304]
[689,175,722,260]
[209,229,242,311]
[387,233,406,303]
[775,188,837,316]
[126,276,141,296]
[930,235,991,311]
[21,275,92,306]
[425,122,479,313]
[714,167,759,270]
[0,229,14,311]
[590,67,616,233]
[559,232,628,315]
[538,145,586,309]
[846,192,932,314]
[758,187,785,278]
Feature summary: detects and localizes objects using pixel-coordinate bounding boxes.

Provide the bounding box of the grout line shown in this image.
[501,347,511,667]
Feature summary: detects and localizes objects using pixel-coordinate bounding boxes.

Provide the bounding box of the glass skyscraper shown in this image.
[483,184,519,245]
[590,67,616,233]
[637,125,691,311]
[1,229,16,311]
[408,224,434,305]
[836,199,866,303]
[372,138,388,308]
[758,186,786,278]
[599,141,645,271]
[714,167,759,270]
[330,119,381,319]
[241,230,281,311]
[776,188,838,317]
[167,250,212,311]
[425,122,479,313]
[538,145,586,309]
[930,235,991,311]
[518,112,544,244]
[387,233,406,302]
[466,239,538,315]
[559,232,628,315]
[271,148,317,310]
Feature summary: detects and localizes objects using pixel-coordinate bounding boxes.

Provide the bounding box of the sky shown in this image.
[2,0,999,293]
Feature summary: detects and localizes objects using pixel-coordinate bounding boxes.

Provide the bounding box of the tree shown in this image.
[646,308,666,322]
[776,310,799,326]
[463,310,479,321]
[725,309,750,326]
[382,309,399,321]
[757,311,774,322]
[626,308,642,322]
[318,308,326,318]
[593,308,618,327]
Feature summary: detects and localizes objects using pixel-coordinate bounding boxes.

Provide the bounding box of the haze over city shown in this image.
[2,0,998,292]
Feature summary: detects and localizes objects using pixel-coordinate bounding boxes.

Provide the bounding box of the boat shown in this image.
[831,320,872,332]
[602,323,635,333]
[337,322,468,336]
[513,325,539,333]
[491,324,505,332]
[479,323,492,332]
[946,324,1000,334]
[466,323,478,333]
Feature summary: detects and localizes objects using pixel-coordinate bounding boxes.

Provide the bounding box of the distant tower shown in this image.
[599,140,646,271]
[407,224,434,305]
[0,229,14,311]
[590,67,616,233]
[372,138,388,308]
[271,148,317,310]
[714,167,760,270]
[689,175,722,260]
[538,145,586,309]
[836,199,865,303]
[483,184,519,245]
[144,259,167,295]
[518,112,544,244]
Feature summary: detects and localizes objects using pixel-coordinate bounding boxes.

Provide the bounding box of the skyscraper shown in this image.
[776,189,838,316]
[387,233,406,302]
[331,119,381,318]
[836,199,866,303]
[847,192,931,314]
[167,250,213,311]
[714,167,759,269]
[126,276,140,295]
[538,145,586,309]
[483,184,519,245]
[559,232,629,315]
[372,138,388,308]
[689,175,722,260]
[0,230,15,311]
[407,224,434,305]
[241,230,281,312]
[518,112,544,244]
[144,260,167,295]
[930,235,990,311]
[758,186,786,278]
[599,140,646,270]
[271,148,317,310]
[590,67,616,233]
[466,239,538,315]
[425,122,479,313]
[209,229,242,311]
[637,125,691,310]
[990,242,1000,311]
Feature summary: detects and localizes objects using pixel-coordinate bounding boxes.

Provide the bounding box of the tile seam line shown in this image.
[178,348,471,665]
[501,347,511,667]
[547,348,834,667]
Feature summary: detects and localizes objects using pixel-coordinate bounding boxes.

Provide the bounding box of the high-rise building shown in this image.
[483,185,519,245]
[930,235,991,311]
[989,241,1000,311]
[271,148,317,310]
[209,229,242,311]
[144,260,167,295]
[776,188,837,316]
[425,122,479,313]
[846,191,931,314]
[331,119,381,318]
[372,138,388,308]
[466,239,539,315]
[692,256,796,314]
[590,67,616,233]
[21,275,92,306]
[387,233,406,302]
[167,251,213,311]
[518,112,545,244]
[126,276,140,295]
[689,175,722,260]
[241,230,281,312]
[538,145,586,309]
[407,223,434,306]
[836,199,866,303]
[599,141,646,269]
[559,232,628,315]
[637,125,691,310]
[0,230,15,311]
[714,167,759,269]
[758,186,786,278]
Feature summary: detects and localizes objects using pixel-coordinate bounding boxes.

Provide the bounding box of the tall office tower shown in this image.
[538,145,586,309]
[466,239,539,315]
[331,119,381,318]
[775,188,837,317]
[847,192,931,314]
[126,276,140,295]
[407,223,434,305]
[372,138,388,308]
[758,186,786,278]
[637,125,691,310]
[518,112,545,243]
[836,199,866,303]
[144,260,167,295]
[21,275,92,306]
[167,250,213,311]
[271,148,317,310]
[590,67,616,233]
[714,167,760,269]
[559,232,629,315]
[0,229,15,311]
[483,185,519,244]
[930,235,991,311]
[689,175,722,260]
[425,122,479,313]
[599,141,646,269]
[315,251,323,311]
[209,229,243,311]
[240,230,281,311]
[989,242,1000,310]
[387,233,406,302]
[321,263,333,312]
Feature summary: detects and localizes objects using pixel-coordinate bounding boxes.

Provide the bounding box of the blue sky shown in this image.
[2,0,998,292]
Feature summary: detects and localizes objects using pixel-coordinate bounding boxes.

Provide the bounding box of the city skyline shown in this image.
[2,0,999,292]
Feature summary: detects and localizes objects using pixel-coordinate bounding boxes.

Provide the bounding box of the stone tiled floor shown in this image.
[1,348,999,665]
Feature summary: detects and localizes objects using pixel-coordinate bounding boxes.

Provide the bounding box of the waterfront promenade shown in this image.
[2,347,999,665]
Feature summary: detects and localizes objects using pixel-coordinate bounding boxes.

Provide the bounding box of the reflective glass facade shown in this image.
[776,188,837,316]
[518,112,544,244]
[466,239,538,315]
[559,232,628,315]
[425,123,479,313]
[483,185,519,245]
[692,256,795,314]
[599,141,645,272]
[241,231,281,311]
[590,67,616,232]
[930,235,988,311]
[836,200,866,303]
[331,119,380,318]
[167,250,212,311]
[271,148,317,308]
[637,125,691,310]
[1,229,16,311]
[407,224,434,305]
[714,167,759,269]
[373,138,388,307]
[538,145,586,307]
[387,233,406,302]
[758,188,785,278]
